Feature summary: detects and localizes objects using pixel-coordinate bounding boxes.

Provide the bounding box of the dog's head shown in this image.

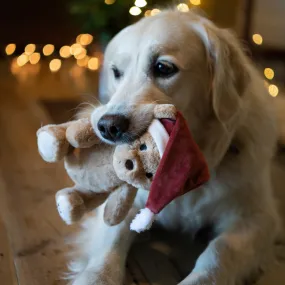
[91,9,250,168]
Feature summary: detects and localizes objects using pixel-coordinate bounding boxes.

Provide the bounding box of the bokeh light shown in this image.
[129,6,142,16]
[29,53,41,64]
[77,56,90,67]
[43,44,54,56]
[25,44,36,55]
[49,59,62,72]
[264,68,274,80]
[177,3,189,12]
[10,58,20,75]
[88,57,99,70]
[105,0,116,4]
[135,0,147,8]
[17,54,29,67]
[5,44,16,55]
[145,10,151,17]
[190,0,201,5]
[70,43,83,56]
[74,48,87,59]
[252,34,263,45]
[60,46,72,58]
[151,9,160,16]
[268,84,279,97]
[79,34,93,45]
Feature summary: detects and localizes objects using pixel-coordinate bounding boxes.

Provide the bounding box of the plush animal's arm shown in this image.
[153,104,177,120]
[66,118,100,148]
[104,184,138,226]
[37,118,100,163]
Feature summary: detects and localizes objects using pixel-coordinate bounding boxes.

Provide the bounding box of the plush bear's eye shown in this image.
[146,173,153,179]
[140,144,147,151]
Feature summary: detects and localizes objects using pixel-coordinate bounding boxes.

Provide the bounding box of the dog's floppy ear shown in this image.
[193,21,249,128]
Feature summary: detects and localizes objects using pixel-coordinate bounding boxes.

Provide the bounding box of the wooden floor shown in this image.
[1,60,285,285]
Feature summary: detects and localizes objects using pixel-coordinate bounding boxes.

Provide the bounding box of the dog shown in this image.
[69,9,281,285]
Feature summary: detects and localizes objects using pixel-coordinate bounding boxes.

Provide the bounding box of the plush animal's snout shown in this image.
[97,114,129,142]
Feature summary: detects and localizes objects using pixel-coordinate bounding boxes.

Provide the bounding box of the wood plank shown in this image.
[0,91,75,285]
[130,242,181,285]
[0,214,18,285]
[127,254,150,285]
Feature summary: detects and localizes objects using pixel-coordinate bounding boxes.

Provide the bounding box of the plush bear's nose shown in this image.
[97,114,129,142]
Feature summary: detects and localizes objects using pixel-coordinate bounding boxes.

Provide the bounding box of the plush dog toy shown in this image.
[37,104,210,232]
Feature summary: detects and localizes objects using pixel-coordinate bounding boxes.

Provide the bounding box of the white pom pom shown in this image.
[37,131,59,162]
[130,208,155,233]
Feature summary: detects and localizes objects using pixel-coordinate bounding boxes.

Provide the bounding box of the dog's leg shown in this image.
[71,205,137,285]
[179,217,277,285]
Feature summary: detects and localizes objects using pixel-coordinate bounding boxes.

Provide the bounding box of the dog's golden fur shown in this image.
[69,9,281,285]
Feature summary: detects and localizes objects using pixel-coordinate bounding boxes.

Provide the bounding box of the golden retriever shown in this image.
[69,9,281,285]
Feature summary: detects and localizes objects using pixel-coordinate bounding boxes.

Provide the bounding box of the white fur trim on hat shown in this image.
[148,119,170,158]
[130,208,155,233]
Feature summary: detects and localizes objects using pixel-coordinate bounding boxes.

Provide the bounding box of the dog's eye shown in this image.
[153,60,178,78]
[112,66,123,80]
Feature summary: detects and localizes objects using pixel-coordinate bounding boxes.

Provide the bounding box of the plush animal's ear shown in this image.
[192,21,249,128]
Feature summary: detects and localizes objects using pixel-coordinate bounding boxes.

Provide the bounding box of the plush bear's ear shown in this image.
[66,118,100,148]
[104,184,137,226]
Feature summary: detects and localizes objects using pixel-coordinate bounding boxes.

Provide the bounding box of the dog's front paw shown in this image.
[56,192,85,225]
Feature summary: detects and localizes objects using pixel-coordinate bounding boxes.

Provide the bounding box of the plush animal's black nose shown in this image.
[97,114,129,142]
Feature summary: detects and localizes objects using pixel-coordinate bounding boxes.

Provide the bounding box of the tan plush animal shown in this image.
[37,104,177,227]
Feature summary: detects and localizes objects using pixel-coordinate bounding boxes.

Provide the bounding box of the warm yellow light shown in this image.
[11,58,20,75]
[88,57,99,70]
[17,54,29,67]
[79,34,93,45]
[69,65,84,78]
[177,3,189,12]
[70,43,82,56]
[29,53,41,64]
[105,0,115,4]
[77,56,90,67]
[49,59,62,72]
[252,34,263,45]
[59,45,71,58]
[151,9,161,16]
[43,44,54,56]
[74,48,87,59]
[5,44,16,55]
[135,0,147,8]
[268,84,279,97]
[190,0,201,5]
[145,10,151,17]
[25,44,36,55]
[76,34,83,43]
[129,6,142,16]
[264,68,274,80]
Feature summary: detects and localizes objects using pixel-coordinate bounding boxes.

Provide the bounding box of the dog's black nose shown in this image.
[97,114,129,142]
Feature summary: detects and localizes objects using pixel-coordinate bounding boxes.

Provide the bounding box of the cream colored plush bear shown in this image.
[37,104,176,226]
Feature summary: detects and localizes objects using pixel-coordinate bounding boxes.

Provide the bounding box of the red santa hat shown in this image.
[130,111,210,233]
